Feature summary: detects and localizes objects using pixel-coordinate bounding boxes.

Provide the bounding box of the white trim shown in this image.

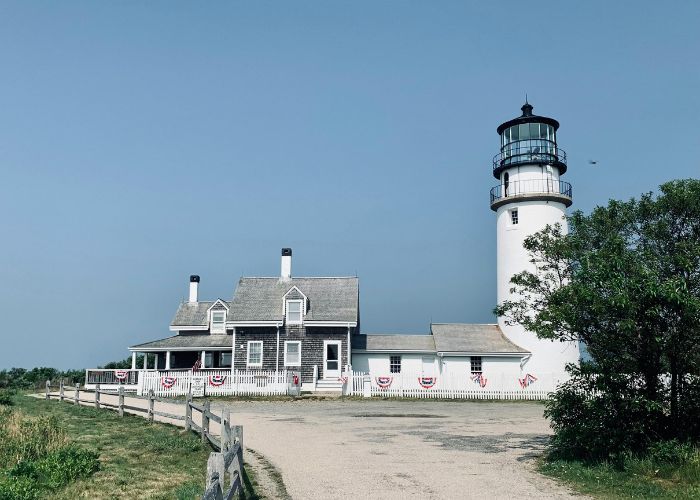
[282,285,308,302]
[304,321,358,327]
[246,341,263,368]
[323,340,342,379]
[206,299,230,312]
[169,325,208,331]
[285,299,304,325]
[129,347,233,352]
[210,309,227,334]
[283,341,302,367]
[227,321,281,327]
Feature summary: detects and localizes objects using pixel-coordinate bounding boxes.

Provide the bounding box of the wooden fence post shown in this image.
[148,389,154,422]
[185,393,192,432]
[59,380,64,402]
[222,409,231,452]
[206,452,225,500]
[202,400,210,443]
[232,425,243,481]
[95,384,101,409]
[74,383,80,405]
[45,380,50,400]
[118,386,124,417]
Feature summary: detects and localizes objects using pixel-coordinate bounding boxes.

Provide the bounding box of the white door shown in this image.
[323,340,342,379]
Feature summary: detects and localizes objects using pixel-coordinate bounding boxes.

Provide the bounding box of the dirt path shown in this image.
[211,399,586,500]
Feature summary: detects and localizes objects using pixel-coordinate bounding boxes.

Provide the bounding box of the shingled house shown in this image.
[129,249,359,391]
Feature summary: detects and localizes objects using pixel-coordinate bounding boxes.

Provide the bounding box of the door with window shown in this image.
[323,340,342,379]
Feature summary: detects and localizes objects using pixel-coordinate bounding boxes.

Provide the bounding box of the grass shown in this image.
[539,445,700,499]
[9,394,258,499]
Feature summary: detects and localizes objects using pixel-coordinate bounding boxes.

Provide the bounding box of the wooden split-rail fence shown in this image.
[45,380,243,500]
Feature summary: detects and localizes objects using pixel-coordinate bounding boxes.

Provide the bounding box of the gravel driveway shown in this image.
[211,399,583,500]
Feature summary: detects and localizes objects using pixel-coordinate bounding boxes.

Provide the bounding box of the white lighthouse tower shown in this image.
[491,102,579,379]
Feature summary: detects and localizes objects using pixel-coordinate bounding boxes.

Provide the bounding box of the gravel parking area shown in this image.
[212,399,584,499]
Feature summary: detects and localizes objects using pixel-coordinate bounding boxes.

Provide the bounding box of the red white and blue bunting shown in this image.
[470,373,487,388]
[208,375,226,387]
[376,376,393,389]
[418,377,436,389]
[161,376,177,389]
[518,373,538,389]
[114,370,128,381]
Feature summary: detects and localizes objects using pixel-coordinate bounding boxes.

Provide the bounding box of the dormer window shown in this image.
[210,311,226,333]
[286,299,303,324]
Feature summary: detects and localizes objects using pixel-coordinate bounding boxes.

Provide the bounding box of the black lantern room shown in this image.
[492,102,567,179]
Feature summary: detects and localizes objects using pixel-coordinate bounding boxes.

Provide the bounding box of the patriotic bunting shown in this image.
[470,373,488,388]
[376,376,393,388]
[114,370,128,381]
[208,375,226,386]
[518,373,538,389]
[418,377,436,389]
[161,376,177,389]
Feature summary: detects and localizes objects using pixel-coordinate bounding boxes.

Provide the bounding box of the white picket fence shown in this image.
[139,369,292,397]
[349,370,561,400]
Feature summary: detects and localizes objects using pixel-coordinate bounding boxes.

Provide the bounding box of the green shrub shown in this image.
[6,446,99,493]
[0,390,14,406]
[543,365,673,462]
[0,475,38,500]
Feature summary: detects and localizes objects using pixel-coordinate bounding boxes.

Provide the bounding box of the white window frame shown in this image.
[286,299,304,325]
[284,341,302,367]
[246,341,263,368]
[210,310,226,334]
[510,208,519,226]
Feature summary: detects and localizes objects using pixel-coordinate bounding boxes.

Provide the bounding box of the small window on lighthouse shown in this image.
[510,208,519,225]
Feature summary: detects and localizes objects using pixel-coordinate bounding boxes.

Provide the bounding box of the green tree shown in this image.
[496,179,700,460]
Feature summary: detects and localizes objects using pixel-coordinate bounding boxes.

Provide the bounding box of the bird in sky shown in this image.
[588,160,598,165]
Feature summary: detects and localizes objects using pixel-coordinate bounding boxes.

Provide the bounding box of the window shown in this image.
[471,356,482,374]
[205,352,213,368]
[220,352,232,368]
[503,172,509,197]
[390,356,402,374]
[286,300,303,324]
[510,208,519,225]
[284,341,301,366]
[247,341,263,367]
[210,311,226,334]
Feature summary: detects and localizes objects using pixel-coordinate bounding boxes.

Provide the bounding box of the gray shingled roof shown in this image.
[431,324,529,354]
[171,301,231,327]
[229,277,359,323]
[131,334,233,350]
[352,334,436,351]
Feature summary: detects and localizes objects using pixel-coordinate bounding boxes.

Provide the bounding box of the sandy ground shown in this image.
[52,392,583,499]
[211,399,584,500]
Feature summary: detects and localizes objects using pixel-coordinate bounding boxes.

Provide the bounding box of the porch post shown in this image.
[231,327,236,371]
[347,325,351,373]
[275,325,280,372]
[143,352,148,370]
[165,351,171,370]
[201,350,206,368]
[131,352,136,370]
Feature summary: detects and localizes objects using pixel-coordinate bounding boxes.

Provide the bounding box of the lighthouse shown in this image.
[491,102,579,378]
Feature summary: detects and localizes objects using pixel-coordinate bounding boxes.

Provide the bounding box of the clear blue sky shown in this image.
[1,1,698,369]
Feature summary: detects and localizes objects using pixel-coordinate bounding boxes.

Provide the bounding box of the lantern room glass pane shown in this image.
[519,124,529,140]
[530,122,540,138]
[510,125,519,142]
